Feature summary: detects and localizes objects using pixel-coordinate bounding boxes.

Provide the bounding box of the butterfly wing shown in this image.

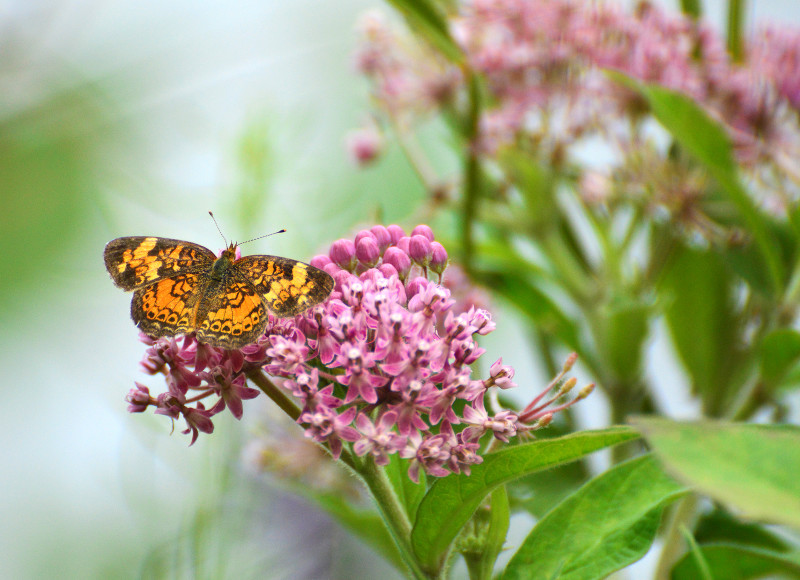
[104,236,215,291]
[193,273,269,349]
[131,271,206,339]
[235,255,334,318]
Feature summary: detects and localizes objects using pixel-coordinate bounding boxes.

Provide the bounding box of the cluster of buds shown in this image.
[127,225,592,480]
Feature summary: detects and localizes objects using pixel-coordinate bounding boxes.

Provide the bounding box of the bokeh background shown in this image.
[1,1,798,578]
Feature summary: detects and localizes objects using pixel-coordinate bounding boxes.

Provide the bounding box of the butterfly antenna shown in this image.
[239,229,287,246]
[208,211,228,247]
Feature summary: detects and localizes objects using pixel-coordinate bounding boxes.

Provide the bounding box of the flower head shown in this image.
[124,225,589,480]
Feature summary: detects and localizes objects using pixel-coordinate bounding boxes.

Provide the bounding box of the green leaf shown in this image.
[385,0,463,63]
[672,544,800,580]
[759,328,800,391]
[607,72,784,294]
[695,509,791,552]
[502,455,687,580]
[410,427,640,573]
[385,452,427,521]
[631,418,800,530]
[660,245,739,411]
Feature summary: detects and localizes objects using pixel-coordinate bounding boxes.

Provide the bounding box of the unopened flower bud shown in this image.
[429,241,448,275]
[356,236,380,268]
[346,125,383,166]
[370,225,392,252]
[386,224,405,245]
[310,254,332,270]
[330,239,357,271]
[411,224,435,242]
[409,235,433,267]
[383,246,411,279]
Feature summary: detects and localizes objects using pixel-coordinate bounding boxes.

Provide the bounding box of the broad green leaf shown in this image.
[672,544,800,580]
[759,328,800,391]
[410,427,640,573]
[608,72,784,294]
[502,454,687,580]
[660,245,739,412]
[631,418,800,529]
[385,0,463,63]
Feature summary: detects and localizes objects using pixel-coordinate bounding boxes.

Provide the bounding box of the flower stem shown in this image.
[246,368,301,421]
[726,0,746,62]
[654,494,699,580]
[358,458,435,579]
[461,69,482,276]
[246,368,359,470]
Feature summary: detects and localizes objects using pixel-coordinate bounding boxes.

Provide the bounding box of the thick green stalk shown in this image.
[461,70,482,276]
[358,458,435,579]
[726,0,745,62]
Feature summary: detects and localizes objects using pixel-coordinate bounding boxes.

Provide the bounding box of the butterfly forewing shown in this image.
[235,255,334,318]
[104,236,215,291]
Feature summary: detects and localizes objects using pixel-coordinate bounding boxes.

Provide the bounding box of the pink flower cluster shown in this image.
[354,0,800,189]
[126,225,590,480]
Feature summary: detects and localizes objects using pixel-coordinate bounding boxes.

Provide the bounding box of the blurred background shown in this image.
[1,0,798,578]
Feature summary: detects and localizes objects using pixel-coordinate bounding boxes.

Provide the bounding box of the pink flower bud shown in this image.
[383,246,411,279]
[409,235,432,267]
[429,241,448,274]
[356,236,380,268]
[411,224,435,241]
[354,229,377,247]
[310,254,332,270]
[378,263,398,279]
[386,224,405,245]
[329,238,357,271]
[405,276,428,299]
[370,225,392,252]
[126,383,151,413]
[345,125,383,166]
[396,236,411,253]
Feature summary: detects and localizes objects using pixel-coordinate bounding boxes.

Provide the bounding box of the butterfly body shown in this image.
[104,236,333,349]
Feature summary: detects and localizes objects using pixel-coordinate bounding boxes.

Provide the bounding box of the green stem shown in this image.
[359,458,435,579]
[246,368,360,470]
[461,70,482,276]
[679,0,702,18]
[654,494,700,580]
[246,368,301,421]
[726,0,746,62]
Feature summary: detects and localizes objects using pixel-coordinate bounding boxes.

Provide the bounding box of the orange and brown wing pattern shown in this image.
[235,255,334,318]
[131,272,205,339]
[194,276,269,349]
[104,236,215,291]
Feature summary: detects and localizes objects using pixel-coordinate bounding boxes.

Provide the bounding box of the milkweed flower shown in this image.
[126,225,590,480]
[354,0,800,217]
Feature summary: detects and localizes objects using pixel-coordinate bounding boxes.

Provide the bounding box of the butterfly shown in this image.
[104,236,334,349]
